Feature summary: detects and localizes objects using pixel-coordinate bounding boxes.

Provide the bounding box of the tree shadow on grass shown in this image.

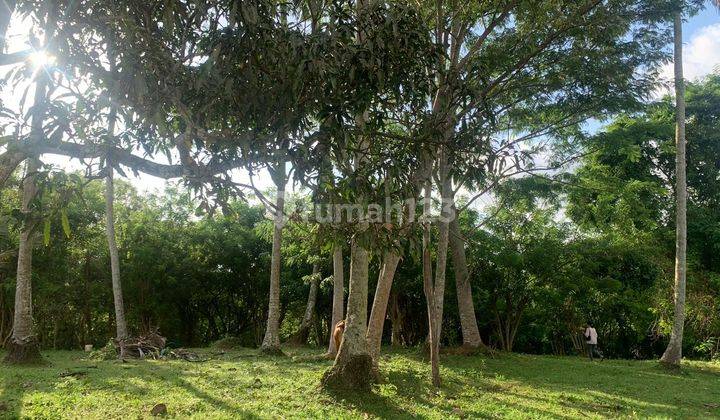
[0,351,268,418]
[322,387,416,419]
[441,354,720,418]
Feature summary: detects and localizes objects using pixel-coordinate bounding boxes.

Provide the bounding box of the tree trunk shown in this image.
[389,292,403,347]
[366,250,401,365]
[5,158,42,364]
[327,245,344,356]
[449,206,483,348]
[321,240,374,390]
[106,168,129,354]
[82,251,93,347]
[421,181,442,387]
[432,154,452,344]
[5,44,49,363]
[661,12,687,367]
[260,177,286,355]
[290,263,319,345]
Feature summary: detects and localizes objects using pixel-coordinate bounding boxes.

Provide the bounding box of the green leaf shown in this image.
[43,219,51,246]
[61,209,71,238]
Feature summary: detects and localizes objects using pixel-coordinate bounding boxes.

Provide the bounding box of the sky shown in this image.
[2,7,719,198]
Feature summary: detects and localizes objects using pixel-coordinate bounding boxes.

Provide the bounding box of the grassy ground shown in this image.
[0,347,719,419]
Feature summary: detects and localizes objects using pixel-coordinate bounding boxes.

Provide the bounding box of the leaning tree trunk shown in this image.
[290,263,320,345]
[260,174,286,355]
[322,240,374,390]
[449,204,483,348]
[327,245,344,356]
[105,167,129,357]
[661,12,687,367]
[366,250,401,365]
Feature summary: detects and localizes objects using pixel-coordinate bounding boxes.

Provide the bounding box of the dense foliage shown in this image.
[1,75,718,360]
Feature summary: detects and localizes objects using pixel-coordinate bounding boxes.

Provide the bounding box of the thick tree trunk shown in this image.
[5,45,49,363]
[106,168,129,356]
[422,181,442,387]
[366,250,401,365]
[290,263,320,345]
[261,179,286,355]
[327,246,344,356]
[449,204,483,348]
[322,240,374,390]
[661,12,687,367]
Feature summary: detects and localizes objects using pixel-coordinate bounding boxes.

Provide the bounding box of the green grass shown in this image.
[1,347,719,419]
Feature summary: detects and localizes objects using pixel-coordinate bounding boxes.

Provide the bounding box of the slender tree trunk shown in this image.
[422,181,442,387]
[106,168,128,352]
[322,240,374,390]
[290,263,320,345]
[389,292,400,346]
[366,250,401,365]
[431,153,452,343]
[449,203,483,348]
[82,251,92,346]
[661,12,687,367]
[327,245,344,356]
[261,175,286,355]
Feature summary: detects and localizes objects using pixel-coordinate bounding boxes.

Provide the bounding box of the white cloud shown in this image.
[658,23,720,92]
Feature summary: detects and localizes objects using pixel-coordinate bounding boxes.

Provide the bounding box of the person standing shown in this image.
[584,322,604,361]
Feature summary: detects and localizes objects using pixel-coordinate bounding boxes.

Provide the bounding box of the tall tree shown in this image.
[260,165,287,355]
[660,9,687,367]
[4,50,49,365]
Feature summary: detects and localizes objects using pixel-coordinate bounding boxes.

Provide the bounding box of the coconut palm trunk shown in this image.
[660,11,687,366]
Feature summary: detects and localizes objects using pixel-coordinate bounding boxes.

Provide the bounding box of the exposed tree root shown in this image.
[259,345,285,356]
[3,338,46,365]
[321,353,375,391]
[442,343,497,357]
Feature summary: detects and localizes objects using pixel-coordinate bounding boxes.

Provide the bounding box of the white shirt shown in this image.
[585,327,598,345]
